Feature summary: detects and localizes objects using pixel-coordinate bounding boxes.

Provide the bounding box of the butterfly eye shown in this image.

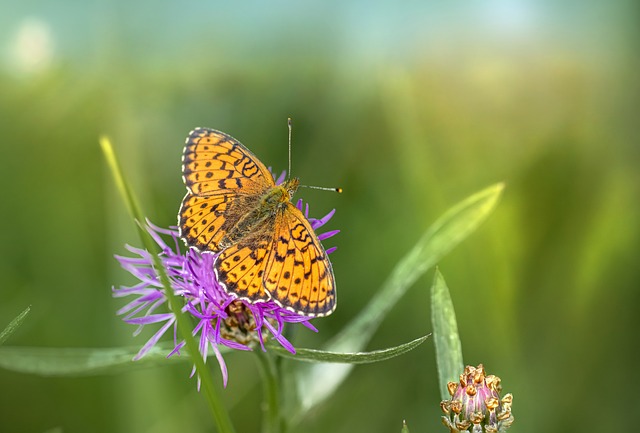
[284,178,300,197]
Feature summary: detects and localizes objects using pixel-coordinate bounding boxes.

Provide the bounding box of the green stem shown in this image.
[100,137,236,433]
[273,348,288,433]
[255,350,281,433]
[165,284,235,433]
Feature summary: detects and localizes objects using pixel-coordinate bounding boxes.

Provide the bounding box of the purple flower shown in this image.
[113,199,337,387]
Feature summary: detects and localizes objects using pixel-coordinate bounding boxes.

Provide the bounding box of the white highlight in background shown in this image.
[8,17,54,74]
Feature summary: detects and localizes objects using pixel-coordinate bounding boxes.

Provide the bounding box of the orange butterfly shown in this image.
[178,128,336,317]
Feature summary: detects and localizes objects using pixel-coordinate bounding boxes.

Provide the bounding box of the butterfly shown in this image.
[178,127,337,317]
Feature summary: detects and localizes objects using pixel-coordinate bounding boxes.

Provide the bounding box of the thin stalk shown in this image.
[255,350,281,433]
[100,136,236,433]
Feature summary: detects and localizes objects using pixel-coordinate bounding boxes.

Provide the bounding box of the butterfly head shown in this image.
[262,177,300,209]
[282,177,300,201]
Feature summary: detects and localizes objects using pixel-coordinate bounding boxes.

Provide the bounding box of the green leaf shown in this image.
[0,337,427,377]
[0,342,192,376]
[431,269,464,401]
[294,183,504,416]
[270,335,428,364]
[291,337,429,424]
[0,306,31,346]
[99,136,145,226]
[330,183,504,353]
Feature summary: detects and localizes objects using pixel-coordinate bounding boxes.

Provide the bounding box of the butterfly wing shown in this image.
[214,219,275,303]
[182,128,274,196]
[263,202,337,317]
[179,128,274,252]
[180,193,263,251]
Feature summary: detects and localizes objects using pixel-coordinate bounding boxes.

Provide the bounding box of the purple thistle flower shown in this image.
[113,200,338,387]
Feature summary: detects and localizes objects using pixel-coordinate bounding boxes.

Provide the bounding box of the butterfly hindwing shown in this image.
[214,221,275,302]
[263,203,336,317]
[179,191,269,252]
[179,193,234,252]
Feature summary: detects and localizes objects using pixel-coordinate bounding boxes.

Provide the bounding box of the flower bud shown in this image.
[440,364,513,432]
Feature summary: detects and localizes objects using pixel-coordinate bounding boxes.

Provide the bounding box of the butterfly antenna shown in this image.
[287,117,292,180]
[300,184,343,193]
[289,118,342,193]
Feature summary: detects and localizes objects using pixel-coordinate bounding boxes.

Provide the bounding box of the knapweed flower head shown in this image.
[113,198,337,387]
[440,364,514,433]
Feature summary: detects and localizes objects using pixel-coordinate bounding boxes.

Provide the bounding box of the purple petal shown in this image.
[146,219,176,237]
[301,320,319,332]
[275,170,287,185]
[126,313,174,325]
[133,316,176,360]
[212,342,229,388]
[168,341,185,357]
[311,208,335,230]
[263,319,296,354]
[317,229,340,241]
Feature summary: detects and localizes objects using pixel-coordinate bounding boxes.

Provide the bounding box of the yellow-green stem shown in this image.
[255,350,281,433]
[100,136,236,433]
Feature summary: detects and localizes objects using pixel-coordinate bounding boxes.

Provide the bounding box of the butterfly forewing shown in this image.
[179,128,274,252]
[182,128,274,196]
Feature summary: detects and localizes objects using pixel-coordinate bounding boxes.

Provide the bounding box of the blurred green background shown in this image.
[1,0,638,432]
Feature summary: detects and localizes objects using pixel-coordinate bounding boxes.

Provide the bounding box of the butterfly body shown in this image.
[178,128,336,317]
[218,178,299,249]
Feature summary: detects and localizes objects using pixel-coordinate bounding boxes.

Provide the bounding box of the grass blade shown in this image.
[0,306,31,346]
[331,182,504,352]
[431,269,464,400]
[0,343,177,376]
[270,335,428,364]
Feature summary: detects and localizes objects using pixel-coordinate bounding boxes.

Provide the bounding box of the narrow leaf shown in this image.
[330,183,504,353]
[294,183,504,415]
[0,337,428,377]
[292,337,428,422]
[431,269,464,401]
[0,342,207,376]
[0,306,31,346]
[100,136,144,224]
[270,335,427,364]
